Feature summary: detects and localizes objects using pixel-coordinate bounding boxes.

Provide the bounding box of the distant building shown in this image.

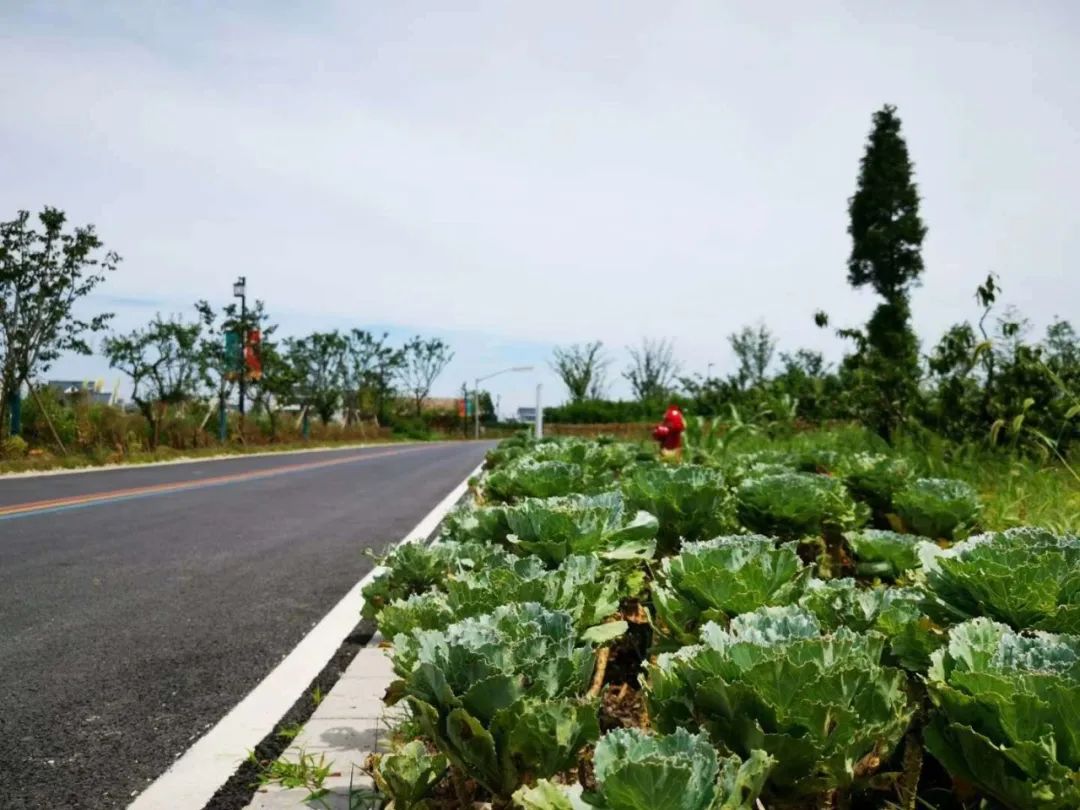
[516,407,537,423]
[46,380,116,407]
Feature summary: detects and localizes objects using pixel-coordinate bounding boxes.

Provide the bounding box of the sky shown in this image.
[1,1,1077,414]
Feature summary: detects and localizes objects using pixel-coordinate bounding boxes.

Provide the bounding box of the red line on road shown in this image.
[0,445,439,517]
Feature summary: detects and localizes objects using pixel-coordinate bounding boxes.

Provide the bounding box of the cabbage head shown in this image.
[504,492,658,565]
[799,578,943,671]
[844,528,928,580]
[924,618,1080,809]
[514,728,773,810]
[921,527,1080,632]
[647,606,913,799]
[388,604,599,800]
[621,464,737,554]
[736,472,867,538]
[652,535,809,648]
[893,477,980,539]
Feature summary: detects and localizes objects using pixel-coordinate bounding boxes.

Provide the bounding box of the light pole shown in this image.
[706,362,715,379]
[233,276,247,432]
[474,366,533,439]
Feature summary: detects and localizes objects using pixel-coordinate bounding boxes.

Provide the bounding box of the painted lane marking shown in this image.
[0,445,440,521]
[127,462,482,810]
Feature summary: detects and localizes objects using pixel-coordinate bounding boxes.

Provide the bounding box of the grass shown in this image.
[248,749,333,800]
[713,423,1080,534]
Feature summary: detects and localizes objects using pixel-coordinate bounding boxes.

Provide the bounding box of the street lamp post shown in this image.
[233,276,247,432]
[474,366,533,439]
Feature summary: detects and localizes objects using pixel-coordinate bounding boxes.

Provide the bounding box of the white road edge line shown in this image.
[128,462,481,810]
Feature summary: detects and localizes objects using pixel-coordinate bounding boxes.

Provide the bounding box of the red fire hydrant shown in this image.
[652,405,686,452]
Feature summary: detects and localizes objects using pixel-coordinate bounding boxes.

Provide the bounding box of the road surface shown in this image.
[0,441,490,809]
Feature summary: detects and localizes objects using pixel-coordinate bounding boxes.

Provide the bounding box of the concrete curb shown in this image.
[241,464,484,809]
[243,639,396,809]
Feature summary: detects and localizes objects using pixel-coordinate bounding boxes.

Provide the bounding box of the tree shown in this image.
[103,315,206,448]
[0,208,118,434]
[285,331,348,425]
[250,341,298,439]
[847,105,927,299]
[398,336,454,416]
[551,341,608,403]
[843,104,928,440]
[344,330,404,424]
[195,298,278,436]
[728,324,776,389]
[624,338,679,403]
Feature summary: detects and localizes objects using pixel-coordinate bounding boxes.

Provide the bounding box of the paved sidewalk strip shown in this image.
[245,637,396,809]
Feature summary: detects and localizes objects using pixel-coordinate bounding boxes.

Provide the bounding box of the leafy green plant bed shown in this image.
[359,435,1080,809]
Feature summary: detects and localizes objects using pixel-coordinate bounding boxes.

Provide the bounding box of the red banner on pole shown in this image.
[245,329,262,380]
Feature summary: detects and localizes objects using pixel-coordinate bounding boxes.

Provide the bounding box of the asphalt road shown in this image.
[0,441,490,809]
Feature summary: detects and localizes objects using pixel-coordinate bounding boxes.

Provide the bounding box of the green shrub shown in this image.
[1,434,28,457]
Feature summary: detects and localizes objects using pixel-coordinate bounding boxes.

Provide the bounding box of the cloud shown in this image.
[1,1,1078,408]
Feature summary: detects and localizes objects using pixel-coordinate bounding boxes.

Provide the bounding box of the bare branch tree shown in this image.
[551,341,608,403]
[623,338,680,402]
[728,323,776,389]
[399,336,454,416]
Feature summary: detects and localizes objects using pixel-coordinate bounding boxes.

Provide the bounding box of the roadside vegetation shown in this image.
[359,429,1078,809]
[348,104,1078,809]
[0,208,467,470]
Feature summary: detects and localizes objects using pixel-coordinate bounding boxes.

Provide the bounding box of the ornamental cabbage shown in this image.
[652,535,809,648]
[504,492,658,565]
[377,554,625,641]
[387,604,599,800]
[361,540,515,621]
[842,453,911,514]
[647,606,913,799]
[514,728,773,810]
[893,477,980,539]
[621,464,737,554]
[736,472,867,538]
[924,618,1080,809]
[844,528,928,580]
[485,459,611,503]
[921,527,1080,632]
[371,740,448,810]
[798,578,943,671]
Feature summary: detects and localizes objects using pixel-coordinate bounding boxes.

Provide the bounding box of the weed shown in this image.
[275,722,303,741]
[248,748,334,802]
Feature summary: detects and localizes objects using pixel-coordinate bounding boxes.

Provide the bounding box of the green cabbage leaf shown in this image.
[924,618,1080,809]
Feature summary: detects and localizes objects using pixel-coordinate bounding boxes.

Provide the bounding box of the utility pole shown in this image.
[461,381,468,437]
[233,276,247,433]
[535,383,543,439]
[473,377,480,440]
[474,366,533,440]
